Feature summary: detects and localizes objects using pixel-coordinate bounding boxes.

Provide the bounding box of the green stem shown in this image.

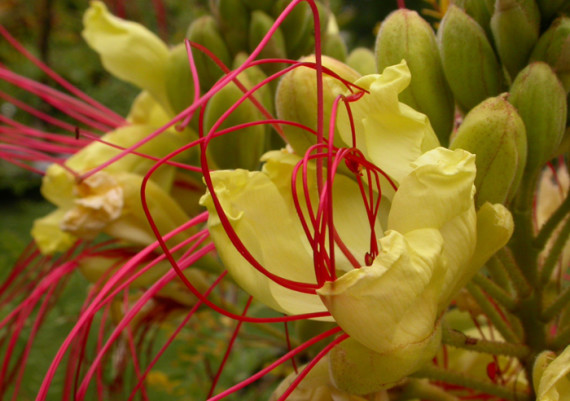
[442,328,530,358]
[472,273,517,311]
[542,286,570,322]
[510,173,540,284]
[486,254,514,294]
[466,282,519,343]
[395,379,460,401]
[534,190,570,250]
[496,248,532,299]
[411,365,531,401]
[540,216,570,286]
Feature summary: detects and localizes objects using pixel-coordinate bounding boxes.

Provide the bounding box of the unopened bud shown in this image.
[453,0,495,39]
[450,95,527,207]
[509,62,568,176]
[438,5,504,112]
[346,47,376,76]
[186,15,232,90]
[536,0,570,23]
[376,9,455,145]
[530,17,570,92]
[491,0,541,80]
[165,43,197,115]
[212,0,250,56]
[203,74,266,171]
[275,55,361,155]
[272,0,313,60]
[248,11,287,74]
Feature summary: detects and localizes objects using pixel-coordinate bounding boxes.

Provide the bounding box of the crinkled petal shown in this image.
[337,62,439,183]
[388,147,476,234]
[82,1,170,109]
[318,228,445,354]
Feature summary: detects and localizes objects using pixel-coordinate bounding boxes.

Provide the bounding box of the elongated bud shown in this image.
[509,62,567,176]
[322,32,347,62]
[165,43,197,115]
[275,55,361,155]
[212,0,250,56]
[203,74,266,171]
[450,95,527,207]
[491,0,541,80]
[248,11,287,74]
[438,5,504,112]
[453,0,495,39]
[186,15,232,90]
[346,47,376,75]
[272,0,313,60]
[376,9,455,145]
[536,0,570,22]
[242,0,273,13]
[530,17,570,92]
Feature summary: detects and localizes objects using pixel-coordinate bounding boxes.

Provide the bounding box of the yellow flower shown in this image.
[200,61,514,391]
[533,346,570,401]
[32,122,193,254]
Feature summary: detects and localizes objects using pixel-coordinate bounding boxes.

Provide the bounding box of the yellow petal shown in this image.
[31,209,77,255]
[337,62,439,183]
[318,228,445,355]
[82,1,170,109]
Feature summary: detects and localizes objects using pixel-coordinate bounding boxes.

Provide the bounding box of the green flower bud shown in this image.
[242,0,273,13]
[211,0,250,57]
[203,73,266,171]
[491,0,541,80]
[275,55,361,156]
[248,11,287,75]
[438,5,504,112]
[186,15,232,91]
[450,95,527,207]
[322,32,347,62]
[376,9,455,145]
[536,0,570,22]
[509,62,567,176]
[346,47,376,76]
[530,17,570,92]
[272,0,313,60]
[453,0,495,39]
[165,43,197,115]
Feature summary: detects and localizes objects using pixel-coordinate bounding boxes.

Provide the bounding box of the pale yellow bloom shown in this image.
[201,62,514,392]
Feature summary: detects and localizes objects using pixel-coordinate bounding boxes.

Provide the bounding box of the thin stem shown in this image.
[395,379,460,401]
[542,285,570,323]
[442,328,530,359]
[486,253,513,293]
[496,248,532,299]
[534,189,570,250]
[540,216,570,286]
[472,273,517,311]
[466,282,519,344]
[412,364,531,401]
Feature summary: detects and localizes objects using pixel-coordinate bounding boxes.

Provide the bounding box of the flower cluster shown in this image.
[0,0,569,400]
